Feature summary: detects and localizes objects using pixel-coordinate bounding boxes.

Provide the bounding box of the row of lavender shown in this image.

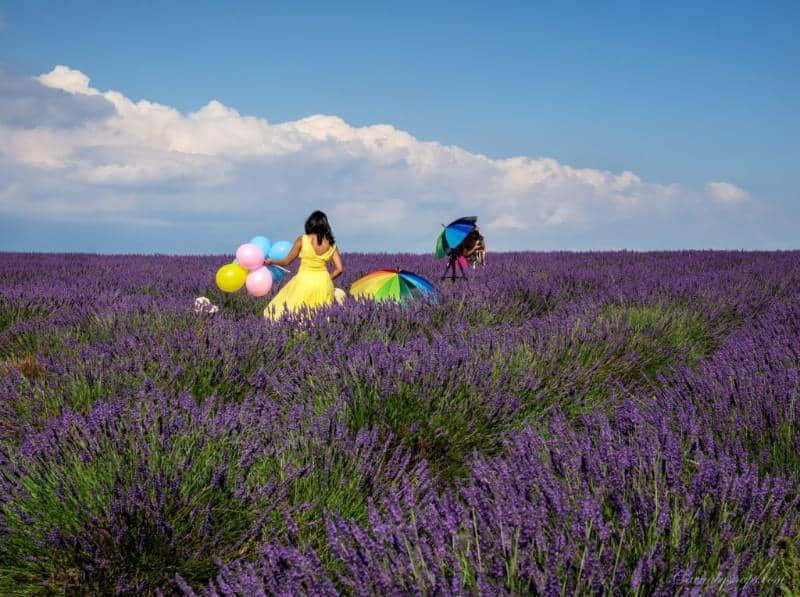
[0,251,798,594]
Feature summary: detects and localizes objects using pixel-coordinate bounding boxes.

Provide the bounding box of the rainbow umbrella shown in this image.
[435,216,477,258]
[350,269,440,303]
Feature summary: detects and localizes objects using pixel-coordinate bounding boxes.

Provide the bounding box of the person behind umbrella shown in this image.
[472,228,486,266]
[263,210,344,320]
[462,229,482,267]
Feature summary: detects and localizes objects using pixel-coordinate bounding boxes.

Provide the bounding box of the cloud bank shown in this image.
[0,65,772,253]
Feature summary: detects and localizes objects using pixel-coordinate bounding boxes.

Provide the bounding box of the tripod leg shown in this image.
[441,261,451,281]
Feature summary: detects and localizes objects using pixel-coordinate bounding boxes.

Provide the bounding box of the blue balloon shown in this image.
[249,235,272,255]
[269,240,292,261]
[268,265,286,283]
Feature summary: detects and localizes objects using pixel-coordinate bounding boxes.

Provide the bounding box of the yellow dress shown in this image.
[264,235,336,320]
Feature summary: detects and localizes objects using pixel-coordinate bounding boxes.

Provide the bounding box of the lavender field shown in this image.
[1,251,799,595]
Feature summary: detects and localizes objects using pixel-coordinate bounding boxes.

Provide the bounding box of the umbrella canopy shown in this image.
[350,269,440,303]
[435,216,477,258]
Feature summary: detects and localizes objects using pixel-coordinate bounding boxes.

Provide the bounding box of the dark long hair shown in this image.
[305,210,335,245]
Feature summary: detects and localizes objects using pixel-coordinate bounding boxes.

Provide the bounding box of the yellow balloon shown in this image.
[215,263,248,293]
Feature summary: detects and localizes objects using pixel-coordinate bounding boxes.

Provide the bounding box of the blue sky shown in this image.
[0,1,798,252]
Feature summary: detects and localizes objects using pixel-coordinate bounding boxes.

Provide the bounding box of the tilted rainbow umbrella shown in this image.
[350,269,441,303]
[435,216,477,259]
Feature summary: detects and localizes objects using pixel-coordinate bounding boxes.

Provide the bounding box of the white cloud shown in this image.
[0,64,765,252]
[487,214,528,230]
[706,181,749,204]
[38,65,97,95]
[333,199,407,229]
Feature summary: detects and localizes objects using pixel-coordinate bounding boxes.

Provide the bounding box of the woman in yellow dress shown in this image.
[263,211,344,320]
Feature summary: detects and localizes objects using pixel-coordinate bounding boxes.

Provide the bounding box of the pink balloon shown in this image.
[236,243,265,271]
[245,267,273,297]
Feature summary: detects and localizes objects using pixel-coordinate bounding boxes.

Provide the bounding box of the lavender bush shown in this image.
[0,250,798,594]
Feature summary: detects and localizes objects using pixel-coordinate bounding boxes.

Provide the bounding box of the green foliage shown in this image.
[506,301,735,420]
[342,377,503,481]
[0,425,260,593]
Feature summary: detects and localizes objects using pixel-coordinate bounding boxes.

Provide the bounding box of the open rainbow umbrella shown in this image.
[350,269,440,303]
[435,216,477,258]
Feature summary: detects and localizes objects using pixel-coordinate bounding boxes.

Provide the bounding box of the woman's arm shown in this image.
[329,248,344,281]
[265,236,302,267]
[463,243,478,257]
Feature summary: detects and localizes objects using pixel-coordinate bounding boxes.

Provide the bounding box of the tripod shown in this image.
[441,251,468,281]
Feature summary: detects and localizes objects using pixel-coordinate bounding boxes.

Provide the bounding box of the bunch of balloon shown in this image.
[215,235,271,296]
[214,235,293,297]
